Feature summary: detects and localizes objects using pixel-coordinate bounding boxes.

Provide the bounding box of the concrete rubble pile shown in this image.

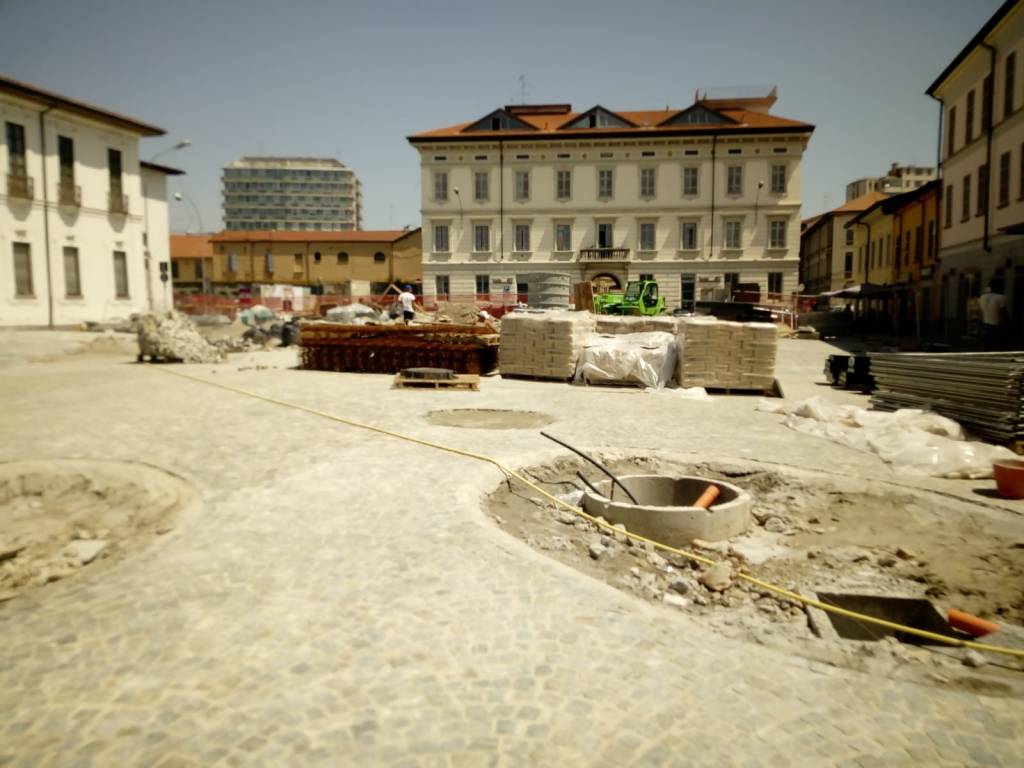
[137,311,224,363]
[677,317,777,390]
[499,310,596,379]
[595,315,679,335]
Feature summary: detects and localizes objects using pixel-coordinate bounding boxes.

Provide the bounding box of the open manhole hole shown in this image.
[0,459,198,603]
[425,409,554,430]
[811,593,965,646]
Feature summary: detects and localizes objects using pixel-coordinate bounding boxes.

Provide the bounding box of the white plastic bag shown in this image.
[574,332,677,389]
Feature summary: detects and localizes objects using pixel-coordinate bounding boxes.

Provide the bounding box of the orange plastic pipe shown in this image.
[948,609,999,638]
[693,485,720,509]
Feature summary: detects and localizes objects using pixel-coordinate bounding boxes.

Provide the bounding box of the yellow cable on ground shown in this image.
[152,365,1024,660]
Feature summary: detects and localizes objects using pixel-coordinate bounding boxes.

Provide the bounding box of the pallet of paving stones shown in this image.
[299,322,499,375]
[869,351,1024,445]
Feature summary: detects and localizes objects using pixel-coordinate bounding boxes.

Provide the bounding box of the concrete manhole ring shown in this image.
[425,409,555,430]
[485,453,1024,694]
[0,459,199,604]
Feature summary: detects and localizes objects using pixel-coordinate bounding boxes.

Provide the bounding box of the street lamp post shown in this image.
[148,139,192,165]
[174,192,204,234]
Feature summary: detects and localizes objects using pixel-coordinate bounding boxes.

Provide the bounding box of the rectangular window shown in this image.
[556,169,571,199]
[885,234,891,265]
[58,135,74,186]
[845,228,854,246]
[598,169,613,199]
[433,223,449,252]
[983,74,994,129]
[597,222,614,248]
[63,246,81,297]
[473,223,490,252]
[514,170,529,201]
[1007,52,1017,118]
[514,223,530,252]
[195,260,204,279]
[928,221,936,258]
[962,174,971,221]
[639,222,656,251]
[433,171,447,201]
[724,219,742,249]
[5,122,26,177]
[947,106,957,157]
[113,250,129,298]
[682,166,698,196]
[171,260,180,279]
[915,225,923,263]
[999,151,1011,207]
[640,168,656,197]
[555,222,572,252]
[945,184,953,227]
[904,232,911,265]
[435,274,450,300]
[844,252,853,277]
[12,242,32,296]
[767,272,783,295]
[680,274,695,308]
[475,274,490,298]
[966,90,975,143]
[768,219,786,249]
[727,166,742,195]
[474,171,488,202]
[227,253,238,272]
[680,221,698,250]
[895,230,902,263]
[977,164,989,216]
[770,164,786,194]
[108,148,123,195]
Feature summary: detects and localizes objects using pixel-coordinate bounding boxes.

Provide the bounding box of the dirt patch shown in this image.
[486,454,1024,691]
[0,460,197,603]
[426,409,554,430]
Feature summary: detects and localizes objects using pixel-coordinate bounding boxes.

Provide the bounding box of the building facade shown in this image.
[169,233,214,294]
[928,0,1024,341]
[798,191,887,295]
[1,75,174,327]
[207,229,420,299]
[408,92,813,310]
[845,163,936,202]
[222,157,362,232]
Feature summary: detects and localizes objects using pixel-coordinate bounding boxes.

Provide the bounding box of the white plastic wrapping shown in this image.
[574,332,678,389]
[757,396,1015,478]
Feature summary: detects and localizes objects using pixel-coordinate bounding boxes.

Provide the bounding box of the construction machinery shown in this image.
[593,279,665,316]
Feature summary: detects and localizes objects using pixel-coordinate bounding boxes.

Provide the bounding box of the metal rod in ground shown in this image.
[540,430,639,504]
[575,470,603,499]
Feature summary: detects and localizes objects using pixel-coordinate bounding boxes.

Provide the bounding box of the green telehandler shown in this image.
[592,279,665,315]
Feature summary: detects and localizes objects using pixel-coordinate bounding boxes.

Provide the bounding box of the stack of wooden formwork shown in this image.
[299,322,499,375]
[677,318,778,391]
[499,311,597,379]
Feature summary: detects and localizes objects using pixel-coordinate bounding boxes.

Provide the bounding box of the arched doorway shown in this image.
[590,273,621,295]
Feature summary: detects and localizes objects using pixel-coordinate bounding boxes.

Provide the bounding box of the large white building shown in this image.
[928,0,1024,340]
[408,90,813,310]
[222,157,362,232]
[0,74,177,327]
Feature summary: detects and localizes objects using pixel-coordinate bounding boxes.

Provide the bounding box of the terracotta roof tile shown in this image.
[831,191,890,214]
[170,234,214,259]
[209,229,419,244]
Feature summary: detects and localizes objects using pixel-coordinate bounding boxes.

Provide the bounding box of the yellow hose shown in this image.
[152,365,1024,660]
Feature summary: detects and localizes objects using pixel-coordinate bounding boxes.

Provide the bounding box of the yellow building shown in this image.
[207,229,422,299]
[890,181,941,335]
[169,234,214,294]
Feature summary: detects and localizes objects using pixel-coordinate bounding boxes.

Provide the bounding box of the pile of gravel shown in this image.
[137,311,223,363]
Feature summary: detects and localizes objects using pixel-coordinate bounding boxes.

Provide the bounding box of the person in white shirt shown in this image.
[978,280,1006,350]
[398,285,416,324]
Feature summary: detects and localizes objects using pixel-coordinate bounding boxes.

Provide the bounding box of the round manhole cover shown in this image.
[425,409,555,430]
[0,459,198,603]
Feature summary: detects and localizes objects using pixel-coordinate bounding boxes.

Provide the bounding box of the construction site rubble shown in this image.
[574,332,678,389]
[758,396,1016,478]
[137,311,223,363]
[325,303,384,325]
[499,310,596,379]
[677,317,778,390]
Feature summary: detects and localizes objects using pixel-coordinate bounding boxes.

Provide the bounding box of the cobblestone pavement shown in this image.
[1,339,1021,767]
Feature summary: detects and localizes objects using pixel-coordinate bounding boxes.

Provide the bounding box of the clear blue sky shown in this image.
[0,0,1002,233]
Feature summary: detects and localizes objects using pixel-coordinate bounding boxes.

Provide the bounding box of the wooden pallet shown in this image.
[392,373,480,391]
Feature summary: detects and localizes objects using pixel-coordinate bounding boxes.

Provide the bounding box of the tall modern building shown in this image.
[845,163,936,202]
[221,157,362,232]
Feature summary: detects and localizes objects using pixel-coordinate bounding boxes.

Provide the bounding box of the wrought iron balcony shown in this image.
[108,191,129,214]
[6,173,33,200]
[579,247,631,262]
[58,182,81,208]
